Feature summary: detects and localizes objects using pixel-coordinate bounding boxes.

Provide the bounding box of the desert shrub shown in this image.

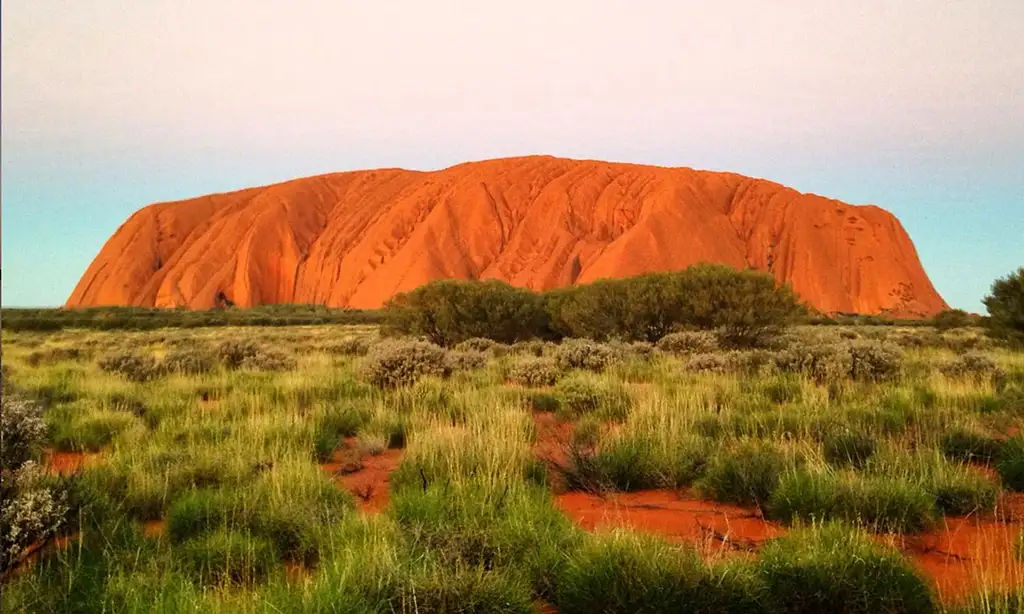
[983,266,1024,347]
[758,523,936,614]
[97,351,164,382]
[239,347,296,371]
[555,339,617,372]
[384,279,547,346]
[178,530,278,585]
[361,339,448,388]
[313,407,367,461]
[769,471,936,533]
[162,348,216,375]
[931,308,973,331]
[657,331,718,355]
[554,375,632,420]
[940,352,1004,381]
[554,530,708,613]
[683,352,733,374]
[454,337,510,357]
[775,343,853,383]
[940,429,1004,463]
[325,337,370,356]
[506,358,561,387]
[214,339,262,369]
[997,435,1024,491]
[823,429,877,469]
[1,393,46,471]
[443,349,489,373]
[847,340,903,382]
[1,391,72,576]
[25,346,90,367]
[588,436,662,492]
[510,339,553,357]
[698,444,788,507]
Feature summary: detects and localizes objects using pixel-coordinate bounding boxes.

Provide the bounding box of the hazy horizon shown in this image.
[3,0,1022,311]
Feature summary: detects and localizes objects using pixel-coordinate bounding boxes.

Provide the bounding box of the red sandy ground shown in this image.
[43,449,99,475]
[320,437,403,513]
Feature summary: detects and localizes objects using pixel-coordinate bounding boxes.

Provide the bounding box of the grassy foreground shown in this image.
[1,323,1022,613]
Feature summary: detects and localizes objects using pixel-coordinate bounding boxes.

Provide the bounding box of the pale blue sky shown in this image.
[2,0,1022,310]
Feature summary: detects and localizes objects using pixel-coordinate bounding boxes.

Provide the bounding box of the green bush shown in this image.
[931,308,972,331]
[775,343,853,383]
[177,530,278,585]
[997,435,1024,491]
[239,347,297,371]
[361,339,448,388]
[657,331,718,355]
[97,351,164,382]
[454,337,510,357]
[983,266,1024,347]
[506,358,561,387]
[932,472,998,516]
[383,279,547,346]
[940,429,1003,463]
[684,352,733,374]
[555,339,617,372]
[698,444,788,507]
[758,523,936,614]
[823,430,877,469]
[390,565,534,614]
[214,339,262,369]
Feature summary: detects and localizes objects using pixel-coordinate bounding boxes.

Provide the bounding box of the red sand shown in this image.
[66,156,946,318]
[321,438,403,513]
[143,519,166,538]
[44,450,98,475]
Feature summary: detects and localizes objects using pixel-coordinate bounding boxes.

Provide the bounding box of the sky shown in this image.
[2,0,1022,311]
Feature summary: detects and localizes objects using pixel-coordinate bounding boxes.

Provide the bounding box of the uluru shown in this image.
[66,155,947,317]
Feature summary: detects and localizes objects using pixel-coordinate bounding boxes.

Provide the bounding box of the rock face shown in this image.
[67,156,947,317]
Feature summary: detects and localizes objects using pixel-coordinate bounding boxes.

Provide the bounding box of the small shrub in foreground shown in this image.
[758,522,936,614]
[940,352,1004,381]
[325,336,371,356]
[361,339,448,388]
[698,443,788,507]
[506,358,561,387]
[684,352,734,374]
[454,337,510,357]
[214,339,262,369]
[847,340,903,382]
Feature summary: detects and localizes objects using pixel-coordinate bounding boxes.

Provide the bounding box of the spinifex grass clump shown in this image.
[823,429,878,469]
[177,530,278,586]
[941,428,1004,463]
[758,523,936,614]
[162,348,216,375]
[769,470,936,533]
[698,442,789,507]
[390,479,580,599]
[553,529,708,614]
[554,374,632,421]
[997,435,1024,491]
